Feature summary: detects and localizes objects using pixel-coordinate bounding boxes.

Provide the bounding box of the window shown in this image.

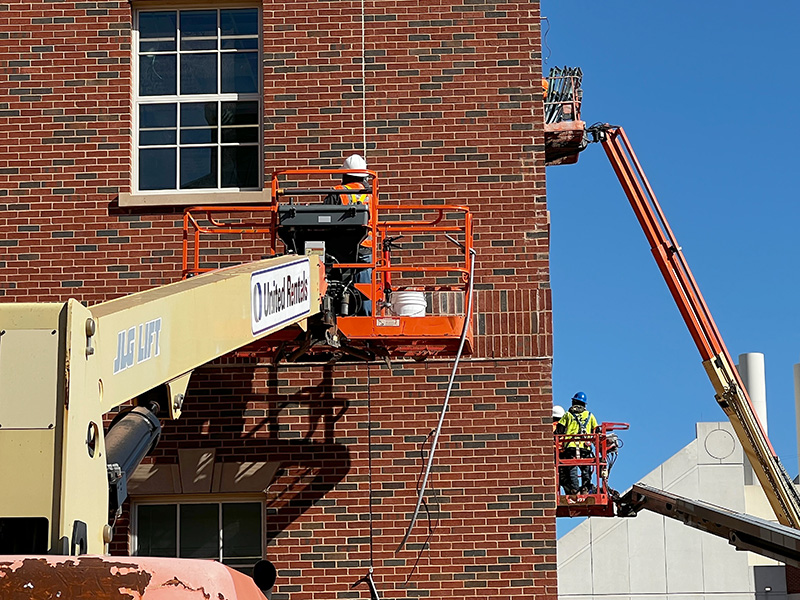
[134,500,263,573]
[133,7,262,195]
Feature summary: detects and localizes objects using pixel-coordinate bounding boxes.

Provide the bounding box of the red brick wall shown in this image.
[155,358,556,600]
[1,1,553,599]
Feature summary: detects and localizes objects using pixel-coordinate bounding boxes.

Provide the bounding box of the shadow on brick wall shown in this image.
[153,361,353,542]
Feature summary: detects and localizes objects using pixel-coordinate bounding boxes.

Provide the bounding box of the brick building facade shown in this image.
[0,1,554,599]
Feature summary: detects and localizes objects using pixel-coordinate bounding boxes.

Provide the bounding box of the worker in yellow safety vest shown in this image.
[324,154,373,315]
[555,392,598,494]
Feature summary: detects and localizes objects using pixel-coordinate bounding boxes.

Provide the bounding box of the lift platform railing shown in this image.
[181,169,475,357]
[270,169,473,318]
[182,205,278,277]
[374,204,473,309]
[544,66,583,125]
[555,422,629,518]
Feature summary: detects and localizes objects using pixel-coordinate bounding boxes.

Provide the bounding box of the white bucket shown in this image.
[392,291,427,317]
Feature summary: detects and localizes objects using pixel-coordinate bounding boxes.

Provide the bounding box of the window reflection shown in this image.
[181,102,217,127]
[137,505,177,557]
[181,147,217,189]
[179,504,219,558]
[139,11,176,40]
[222,146,258,189]
[221,9,258,36]
[139,55,176,96]
[135,501,263,574]
[221,53,258,94]
[181,53,217,95]
[140,148,176,190]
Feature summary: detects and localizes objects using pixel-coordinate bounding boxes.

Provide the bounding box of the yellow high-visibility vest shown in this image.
[558,409,597,449]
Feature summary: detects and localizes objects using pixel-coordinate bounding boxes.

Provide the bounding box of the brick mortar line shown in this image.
[231,355,553,368]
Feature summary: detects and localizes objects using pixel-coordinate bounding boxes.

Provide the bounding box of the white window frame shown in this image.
[131,495,266,569]
[123,4,266,207]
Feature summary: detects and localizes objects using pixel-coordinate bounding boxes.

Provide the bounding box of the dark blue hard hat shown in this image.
[571,391,587,405]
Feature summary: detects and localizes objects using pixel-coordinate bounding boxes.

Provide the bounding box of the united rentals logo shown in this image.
[251,259,311,335]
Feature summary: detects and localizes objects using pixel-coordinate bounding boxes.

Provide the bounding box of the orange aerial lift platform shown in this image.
[594,124,800,530]
[182,168,475,362]
[555,422,629,518]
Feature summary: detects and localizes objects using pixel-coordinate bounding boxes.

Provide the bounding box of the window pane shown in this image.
[222,146,259,188]
[221,101,258,126]
[140,11,176,39]
[140,103,176,128]
[140,148,176,190]
[221,126,258,144]
[181,147,217,189]
[181,128,217,144]
[181,10,217,51]
[181,102,217,127]
[222,503,261,559]
[141,129,177,145]
[182,39,217,51]
[221,9,258,36]
[180,10,216,37]
[221,38,259,50]
[137,505,177,557]
[179,504,219,558]
[221,53,258,94]
[140,40,177,52]
[140,54,177,96]
[181,53,217,95]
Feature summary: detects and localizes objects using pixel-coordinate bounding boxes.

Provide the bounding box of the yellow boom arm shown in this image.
[0,255,324,554]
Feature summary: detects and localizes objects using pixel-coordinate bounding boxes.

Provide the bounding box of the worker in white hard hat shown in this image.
[552,405,565,430]
[324,154,373,314]
[325,154,371,205]
[552,405,568,494]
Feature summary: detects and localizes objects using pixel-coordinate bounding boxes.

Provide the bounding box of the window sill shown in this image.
[119,190,270,208]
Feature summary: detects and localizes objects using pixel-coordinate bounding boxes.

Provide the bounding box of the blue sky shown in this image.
[542,1,800,535]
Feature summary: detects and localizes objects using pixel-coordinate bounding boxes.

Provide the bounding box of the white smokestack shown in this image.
[738,353,768,435]
[738,353,767,485]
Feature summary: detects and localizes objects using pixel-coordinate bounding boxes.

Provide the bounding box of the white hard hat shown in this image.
[342,154,368,176]
[552,405,565,420]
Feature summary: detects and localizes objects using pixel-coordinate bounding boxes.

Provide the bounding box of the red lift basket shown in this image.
[181,169,475,360]
[555,422,629,517]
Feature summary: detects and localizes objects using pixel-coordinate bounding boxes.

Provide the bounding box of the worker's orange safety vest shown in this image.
[334,182,373,248]
[334,182,370,206]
